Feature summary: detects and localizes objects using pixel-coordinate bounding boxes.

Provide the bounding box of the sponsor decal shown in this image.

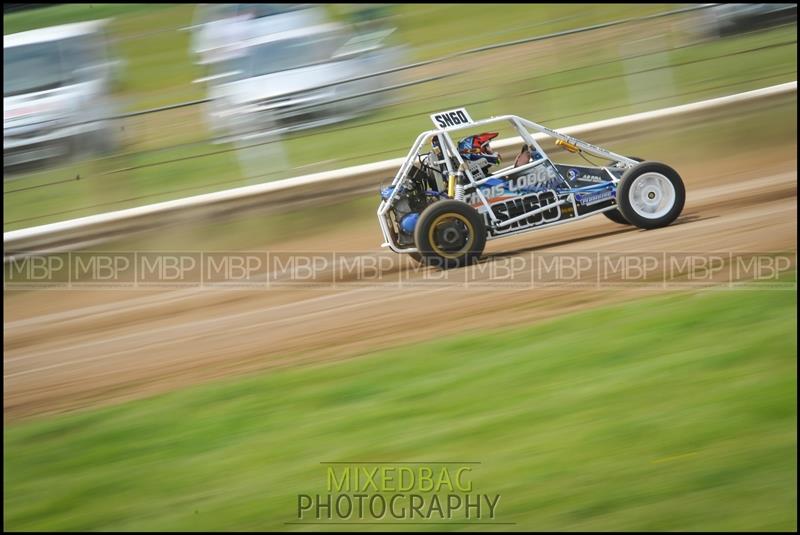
[465,163,562,206]
[577,172,605,183]
[430,107,473,128]
[486,190,561,235]
[576,189,614,206]
[565,166,605,184]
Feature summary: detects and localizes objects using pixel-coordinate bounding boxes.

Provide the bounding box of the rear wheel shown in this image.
[616,161,686,229]
[414,200,486,269]
[603,156,643,225]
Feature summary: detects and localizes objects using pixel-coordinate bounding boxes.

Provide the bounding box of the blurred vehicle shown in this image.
[189,3,327,67]
[699,3,797,37]
[3,19,121,173]
[204,24,403,140]
[378,108,686,268]
[190,3,404,141]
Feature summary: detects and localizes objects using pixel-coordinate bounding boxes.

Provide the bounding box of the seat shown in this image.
[514,145,532,167]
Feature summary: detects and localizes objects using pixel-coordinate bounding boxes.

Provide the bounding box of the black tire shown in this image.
[414,200,486,269]
[603,156,643,225]
[602,208,630,225]
[616,161,686,229]
[408,251,423,264]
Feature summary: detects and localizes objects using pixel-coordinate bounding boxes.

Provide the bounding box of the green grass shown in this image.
[2,4,677,106]
[4,281,797,531]
[3,4,161,34]
[4,4,681,56]
[3,5,797,230]
[378,3,683,61]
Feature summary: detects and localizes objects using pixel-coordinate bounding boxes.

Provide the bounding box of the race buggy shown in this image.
[377,107,686,268]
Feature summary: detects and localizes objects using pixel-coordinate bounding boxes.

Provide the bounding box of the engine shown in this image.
[380,163,440,246]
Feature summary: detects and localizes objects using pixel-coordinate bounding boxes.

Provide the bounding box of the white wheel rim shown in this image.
[629,172,676,219]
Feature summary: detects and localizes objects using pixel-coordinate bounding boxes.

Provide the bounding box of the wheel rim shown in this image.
[629,172,676,219]
[427,213,474,259]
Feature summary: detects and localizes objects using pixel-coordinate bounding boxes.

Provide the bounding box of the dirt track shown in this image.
[3,143,797,421]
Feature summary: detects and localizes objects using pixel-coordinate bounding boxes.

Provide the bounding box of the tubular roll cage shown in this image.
[377,115,638,254]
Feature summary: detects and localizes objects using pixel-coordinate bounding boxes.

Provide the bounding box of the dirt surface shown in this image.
[3,144,797,422]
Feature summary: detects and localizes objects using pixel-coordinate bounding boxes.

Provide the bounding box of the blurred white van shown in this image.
[190,4,404,141]
[189,3,328,67]
[3,20,121,172]
[205,23,403,140]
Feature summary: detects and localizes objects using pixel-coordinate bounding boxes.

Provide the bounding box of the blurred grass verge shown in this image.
[3,4,796,230]
[2,2,792,114]
[2,4,680,111]
[4,275,796,531]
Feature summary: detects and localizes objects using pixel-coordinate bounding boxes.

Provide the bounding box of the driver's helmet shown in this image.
[458,132,501,177]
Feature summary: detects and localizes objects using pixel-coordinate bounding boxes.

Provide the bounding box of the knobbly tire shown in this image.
[414,200,487,269]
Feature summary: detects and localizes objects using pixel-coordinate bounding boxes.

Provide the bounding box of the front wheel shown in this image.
[616,161,686,229]
[602,207,631,225]
[414,200,486,269]
[603,156,643,225]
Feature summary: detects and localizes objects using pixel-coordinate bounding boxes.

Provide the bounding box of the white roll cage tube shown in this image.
[377,115,637,253]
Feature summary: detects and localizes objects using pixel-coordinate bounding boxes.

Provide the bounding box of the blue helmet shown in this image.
[457,132,501,166]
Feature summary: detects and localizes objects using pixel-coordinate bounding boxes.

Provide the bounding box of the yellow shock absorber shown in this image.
[556,139,580,153]
[448,173,457,198]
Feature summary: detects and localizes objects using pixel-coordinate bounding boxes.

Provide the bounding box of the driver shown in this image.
[457,132,501,179]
